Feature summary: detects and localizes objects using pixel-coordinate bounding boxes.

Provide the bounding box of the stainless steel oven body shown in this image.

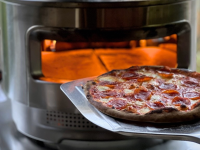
[0,0,197,143]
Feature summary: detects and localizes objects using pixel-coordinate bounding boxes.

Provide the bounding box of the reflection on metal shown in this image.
[0,86,7,102]
[75,8,79,28]
[0,0,197,144]
[2,99,200,150]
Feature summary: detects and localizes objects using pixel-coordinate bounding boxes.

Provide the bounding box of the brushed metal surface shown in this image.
[27,23,192,111]
[1,0,196,106]
[12,100,138,142]
[0,0,197,143]
[0,100,166,150]
[0,0,190,8]
[0,95,165,149]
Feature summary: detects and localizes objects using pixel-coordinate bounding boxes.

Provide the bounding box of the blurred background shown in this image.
[196,0,200,72]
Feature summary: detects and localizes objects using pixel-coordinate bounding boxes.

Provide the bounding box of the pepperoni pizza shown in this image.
[83,66,200,123]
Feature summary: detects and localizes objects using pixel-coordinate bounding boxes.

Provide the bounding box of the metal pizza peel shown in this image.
[60,77,200,144]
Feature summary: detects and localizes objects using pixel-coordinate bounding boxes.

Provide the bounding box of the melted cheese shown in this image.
[166,78,181,85]
[118,78,125,82]
[149,80,160,86]
[120,83,133,89]
[97,86,110,92]
[99,76,117,82]
[100,97,113,103]
[138,107,151,115]
[186,88,196,92]
[124,89,134,94]
[195,87,200,92]
[142,79,159,88]
[142,82,148,87]
[99,76,125,82]
[100,97,128,103]
[173,74,185,78]
[190,99,200,105]
[135,101,145,107]
[150,95,162,102]
[136,70,160,78]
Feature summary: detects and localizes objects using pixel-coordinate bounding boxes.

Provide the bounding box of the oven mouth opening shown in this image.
[39,34,177,83]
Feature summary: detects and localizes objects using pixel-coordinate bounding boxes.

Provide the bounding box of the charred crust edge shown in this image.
[194,102,200,109]
[146,107,178,114]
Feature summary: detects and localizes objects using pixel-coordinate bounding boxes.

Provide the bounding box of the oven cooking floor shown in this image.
[1,99,200,150]
[40,46,177,83]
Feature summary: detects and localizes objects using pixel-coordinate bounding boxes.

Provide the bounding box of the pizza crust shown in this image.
[83,66,200,123]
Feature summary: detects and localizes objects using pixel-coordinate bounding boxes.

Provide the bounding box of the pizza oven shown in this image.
[0,0,197,146]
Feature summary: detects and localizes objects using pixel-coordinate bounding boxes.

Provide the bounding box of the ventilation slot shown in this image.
[46,111,99,129]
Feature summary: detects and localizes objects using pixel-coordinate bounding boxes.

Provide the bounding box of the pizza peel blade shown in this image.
[60,77,200,144]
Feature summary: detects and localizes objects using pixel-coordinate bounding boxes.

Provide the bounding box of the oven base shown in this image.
[11,100,133,143]
[2,99,200,150]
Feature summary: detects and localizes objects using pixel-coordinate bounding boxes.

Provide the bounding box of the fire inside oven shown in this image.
[40,34,177,83]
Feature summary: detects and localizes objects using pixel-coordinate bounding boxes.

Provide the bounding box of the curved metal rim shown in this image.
[0,0,190,7]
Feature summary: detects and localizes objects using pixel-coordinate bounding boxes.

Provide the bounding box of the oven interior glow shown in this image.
[40,35,177,83]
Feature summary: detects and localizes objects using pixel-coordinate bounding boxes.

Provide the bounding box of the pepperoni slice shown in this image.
[123,91,135,99]
[115,82,137,89]
[129,84,136,89]
[157,79,165,84]
[172,97,191,106]
[191,100,200,109]
[105,85,115,89]
[159,98,170,104]
[137,76,153,82]
[91,88,122,99]
[146,84,156,90]
[126,105,137,113]
[181,77,199,87]
[100,90,122,98]
[106,99,127,110]
[109,71,118,76]
[121,72,140,80]
[159,83,177,90]
[134,88,151,100]
[183,92,200,100]
[90,86,98,93]
[127,66,140,71]
[90,87,102,99]
[158,71,173,78]
[159,66,171,72]
[147,101,165,110]
[162,90,180,99]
